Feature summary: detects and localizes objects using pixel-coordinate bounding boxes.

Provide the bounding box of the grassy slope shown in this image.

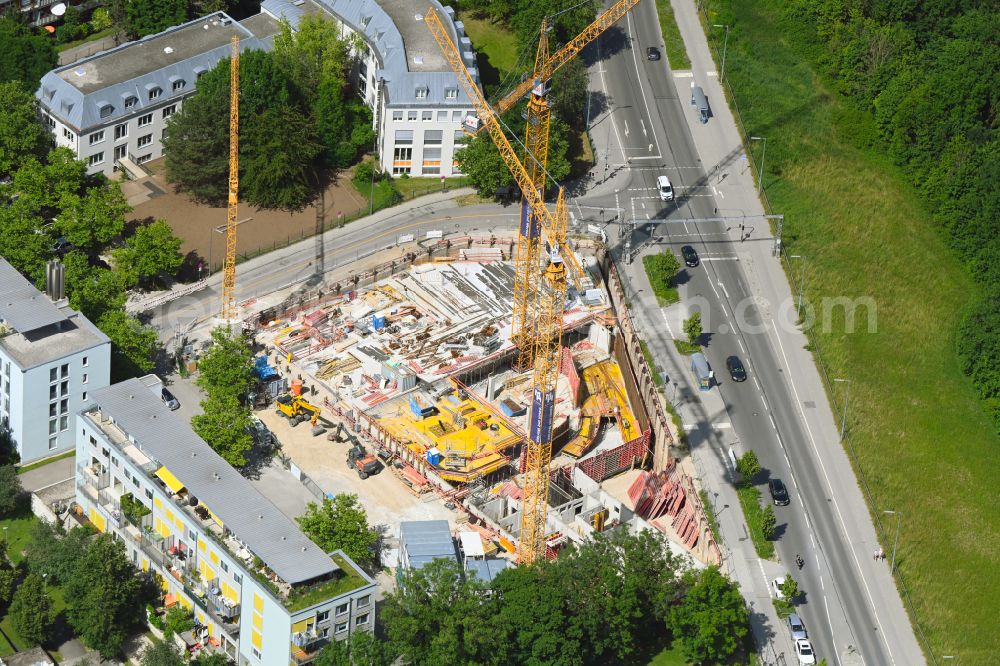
[456,12,521,89]
[701,1,1000,660]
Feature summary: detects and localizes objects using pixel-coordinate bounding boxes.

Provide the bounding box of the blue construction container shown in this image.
[372,314,386,330]
[426,447,442,466]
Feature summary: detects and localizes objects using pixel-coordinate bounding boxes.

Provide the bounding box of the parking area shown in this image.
[254,408,457,533]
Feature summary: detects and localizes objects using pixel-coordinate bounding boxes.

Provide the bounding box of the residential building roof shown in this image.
[261,0,477,107]
[400,520,456,570]
[0,259,108,369]
[465,557,511,584]
[37,12,279,131]
[88,377,338,585]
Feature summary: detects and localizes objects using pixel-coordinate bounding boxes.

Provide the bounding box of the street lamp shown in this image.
[882,509,902,574]
[750,136,767,194]
[713,24,730,81]
[833,377,850,439]
[790,254,806,316]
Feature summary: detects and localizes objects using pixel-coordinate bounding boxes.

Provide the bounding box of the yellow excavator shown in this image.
[275,395,326,427]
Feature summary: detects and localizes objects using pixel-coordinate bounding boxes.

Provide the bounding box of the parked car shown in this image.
[794,639,817,665]
[726,355,747,382]
[770,576,786,599]
[161,387,180,411]
[768,478,790,506]
[656,175,674,201]
[788,613,808,641]
[681,245,699,267]
[646,46,661,61]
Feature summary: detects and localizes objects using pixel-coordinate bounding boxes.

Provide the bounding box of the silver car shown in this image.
[788,613,808,641]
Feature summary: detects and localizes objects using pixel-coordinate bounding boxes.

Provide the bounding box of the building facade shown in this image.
[0,0,60,27]
[75,377,376,665]
[0,259,110,464]
[36,1,479,179]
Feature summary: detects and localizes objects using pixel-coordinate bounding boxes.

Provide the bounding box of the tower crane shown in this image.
[426,8,570,564]
[499,0,642,370]
[220,36,240,322]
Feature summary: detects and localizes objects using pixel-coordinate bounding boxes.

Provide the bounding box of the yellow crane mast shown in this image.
[503,0,642,370]
[220,36,240,322]
[426,8,568,564]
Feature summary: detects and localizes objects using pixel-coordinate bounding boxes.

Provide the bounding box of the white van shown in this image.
[657,175,674,202]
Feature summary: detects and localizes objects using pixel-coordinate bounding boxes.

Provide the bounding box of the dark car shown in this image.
[646,47,661,61]
[768,478,790,506]
[161,387,180,411]
[726,355,747,382]
[681,245,699,267]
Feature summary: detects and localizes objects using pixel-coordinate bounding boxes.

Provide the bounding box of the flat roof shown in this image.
[0,260,66,333]
[374,0,447,72]
[88,378,338,585]
[56,14,247,94]
[400,520,456,569]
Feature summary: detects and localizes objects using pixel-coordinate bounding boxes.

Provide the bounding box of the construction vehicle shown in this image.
[275,394,324,426]
[347,445,381,479]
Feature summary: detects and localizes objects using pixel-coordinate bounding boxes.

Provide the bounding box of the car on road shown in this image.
[770,576,786,599]
[646,47,661,61]
[681,244,699,267]
[768,478,790,506]
[726,355,747,382]
[161,387,180,411]
[788,613,808,641]
[656,175,674,202]
[794,638,817,665]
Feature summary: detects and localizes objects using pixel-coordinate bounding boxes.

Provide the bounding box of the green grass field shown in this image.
[0,507,38,565]
[735,485,775,560]
[648,642,688,666]
[701,1,1000,660]
[456,12,521,91]
[653,0,691,70]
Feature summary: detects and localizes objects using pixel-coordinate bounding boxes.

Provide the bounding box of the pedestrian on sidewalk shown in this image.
[873,549,879,561]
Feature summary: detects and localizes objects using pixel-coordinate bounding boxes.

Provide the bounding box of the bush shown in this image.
[642,252,680,305]
[163,605,194,637]
[351,161,377,189]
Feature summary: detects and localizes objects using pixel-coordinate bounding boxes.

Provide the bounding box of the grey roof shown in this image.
[37,12,278,131]
[89,378,338,585]
[262,0,478,107]
[0,260,66,333]
[400,520,456,569]
[465,558,511,584]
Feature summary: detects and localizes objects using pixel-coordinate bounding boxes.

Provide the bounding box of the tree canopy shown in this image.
[296,494,380,569]
[0,17,58,89]
[195,327,255,402]
[9,573,54,646]
[113,219,185,288]
[0,80,51,176]
[667,566,749,665]
[0,464,23,516]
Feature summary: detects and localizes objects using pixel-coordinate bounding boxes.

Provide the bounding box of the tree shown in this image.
[90,8,113,32]
[0,17,58,89]
[0,80,50,176]
[191,395,254,468]
[125,0,188,39]
[272,13,348,105]
[191,653,231,666]
[195,327,255,403]
[56,6,87,44]
[667,566,749,665]
[296,494,380,569]
[241,105,323,210]
[0,206,50,283]
[455,131,513,197]
[96,310,158,382]
[736,450,761,485]
[315,630,393,666]
[56,181,130,255]
[113,219,184,287]
[0,425,18,466]
[780,575,800,600]
[139,638,186,666]
[761,504,777,540]
[163,605,194,637]
[63,252,127,322]
[9,573,54,646]
[65,533,148,656]
[10,148,89,217]
[0,567,16,609]
[25,521,93,585]
[683,312,703,346]
[0,464,23,516]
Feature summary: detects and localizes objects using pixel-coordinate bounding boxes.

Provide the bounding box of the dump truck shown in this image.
[275,394,324,426]
[347,445,381,479]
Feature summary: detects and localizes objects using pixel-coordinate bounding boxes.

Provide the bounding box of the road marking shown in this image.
[810,533,817,549]
[713,422,732,429]
[640,118,647,137]
[703,257,740,261]
[674,71,694,78]
[771,320,896,664]
[770,414,778,431]
[660,309,676,337]
[626,10,661,159]
[706,71,718,77]
[624,119,630,136]
[820,575,825,591]
[718,281,729,298]
[595,38,626,164]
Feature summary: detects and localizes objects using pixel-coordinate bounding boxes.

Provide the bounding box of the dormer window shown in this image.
[123,95,137,109]
[415,87,428,99]
[146,85,161,101]
[193,66,207,80]
[98,102,114,118]
[445,88,458,100]
[169,76,185,92]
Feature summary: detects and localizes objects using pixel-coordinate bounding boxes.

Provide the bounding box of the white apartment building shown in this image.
[0,0,60,27]
[35,12,280,178]
[0,259,110,464]
[76,376,377,665]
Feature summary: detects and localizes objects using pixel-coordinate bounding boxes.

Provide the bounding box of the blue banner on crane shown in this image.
[529,386,556,444]
[519,196,542,239]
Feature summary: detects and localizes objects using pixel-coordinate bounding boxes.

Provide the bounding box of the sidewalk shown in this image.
[666,0,924,663]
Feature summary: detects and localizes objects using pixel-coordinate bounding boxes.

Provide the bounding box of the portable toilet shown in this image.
[690,85,710,124]
[690,352,713,391]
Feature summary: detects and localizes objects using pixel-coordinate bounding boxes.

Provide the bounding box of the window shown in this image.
[50,385,57,400]
[392,110,403,121]
[162,104,176,119]
[61,363,68,378]
[251,647,261,660]
[49,419,57,435]
[451,110,462,122]
[60,415,68,431]
[50,368,57,382]
[89,131,105,145]
[355,614,369,626]
[335,622,348,633]
[437,110,447,121]
[132,475,139,487]
[234,573,242,584]
[407,110,418,121]
[394,130,413,145]
[88,152,104,167]
[392,146,412,175]
[415,87,428,99]
[335,603,349,615]
[63,128,75,141]
[454,130,466,142]
[425,131,442,145]
[422,110,432,121]
[43,113,55,129]
[49,436,58,451]
[146,489,153,500]
[49,403,57,418]
[83,356,88,367]
[101,447,109,458]
[321,627,330,638]
[172,79,185,92]
[81,391,87,402]
[445,88,458,100]
[138,113,153,127]
[137,134,152,148]
[124,96,136,109]
[220,560,229,573]
[83,373,88,384]
[148,87,161,101]
[356,595,371,607]
[358,76,366,95]
[114,123,128,140]
[111,456,118,467]
[114,145,127,161]
[60,380,68,395]
[60,398,68,414]
[137,154,152,164]
[316,610,329,622]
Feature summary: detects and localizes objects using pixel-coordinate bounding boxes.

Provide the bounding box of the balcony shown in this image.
[291,630,329,665]
[77,463,109,491]
[207,586,241,622]
[186,581,240,636]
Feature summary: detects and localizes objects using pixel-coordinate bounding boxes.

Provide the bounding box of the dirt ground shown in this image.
[255,407,458,534]
[124,158,368,273]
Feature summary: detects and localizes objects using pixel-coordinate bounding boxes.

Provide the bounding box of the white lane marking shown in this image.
[660,310,676,337]
[713,422,732,429]
[626,10,661,158]
[595,39,625,163]
[810,533,817,549]
[624,119,630,136]
[640,119,647,137]
[674,71,694,78]
[718,189,725,199]
[820,575,825,591]
[771,320,896,663]
[718,281,730,298]
[783,450,792,469]
[770,414,779,431]
[707,71,718,77]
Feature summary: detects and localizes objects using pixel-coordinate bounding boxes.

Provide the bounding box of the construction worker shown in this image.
[311,413,318,427]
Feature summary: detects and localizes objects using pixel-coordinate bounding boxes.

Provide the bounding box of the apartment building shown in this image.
[261,0,480,177]
[0,0,60,27]
[35,12,280,177]
[0,259,110,464]
[75,377,376,665]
